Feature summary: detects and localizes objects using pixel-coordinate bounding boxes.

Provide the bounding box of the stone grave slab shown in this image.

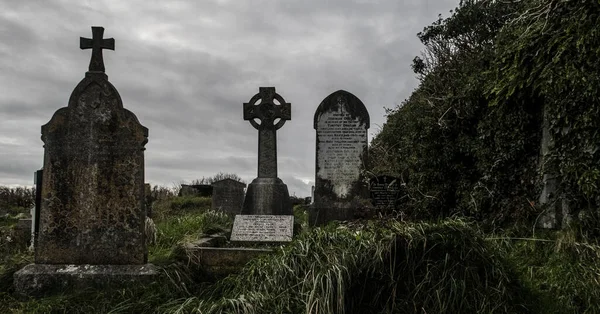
[230,215,293,242]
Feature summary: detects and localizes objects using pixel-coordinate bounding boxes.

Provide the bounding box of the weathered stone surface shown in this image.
[211,178,246,214]
[369,175,402,210]
[311,90,370,225]
[35,27,148,265]
[183,245,272,277]
[179,184,213,197]
[242,87,292,215]
[13,263,158,297]
[230,214,293,242]
[12,218,32,248]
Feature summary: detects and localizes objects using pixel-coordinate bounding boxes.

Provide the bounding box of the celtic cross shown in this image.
[243,87,291,178]
[80,26,115,73]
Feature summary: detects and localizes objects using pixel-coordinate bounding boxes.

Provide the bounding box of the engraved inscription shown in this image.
[316,108,367,197]
[370,176,401,209]
[230,215,293,242]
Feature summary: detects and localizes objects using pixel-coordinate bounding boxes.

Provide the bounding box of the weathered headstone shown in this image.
[241,87,292,215]
[537,106,570,229]
[311,90,370,225]
[211,179,246,214]
[369,175,402,210]
[14,26,156,296]
[179,184,213,197]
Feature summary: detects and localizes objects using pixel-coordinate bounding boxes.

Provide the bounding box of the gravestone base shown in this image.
[13,263,159,297]
[242,178,292,215]
[183,244,273,278]
[309,198,375,226]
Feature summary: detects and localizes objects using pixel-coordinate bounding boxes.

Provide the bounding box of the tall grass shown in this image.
[169,219,533,314]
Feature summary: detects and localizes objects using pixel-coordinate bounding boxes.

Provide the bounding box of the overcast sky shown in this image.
[0,0,458,197]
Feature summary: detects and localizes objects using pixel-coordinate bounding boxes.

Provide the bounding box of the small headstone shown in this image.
[14,26,156,297]
[311,90,370,225]
[230,215,293,242]
[211,179,246,214]
[241,87,292,215]
[369,175,402,210]
[13,218,32,248]
[179,184,213,197]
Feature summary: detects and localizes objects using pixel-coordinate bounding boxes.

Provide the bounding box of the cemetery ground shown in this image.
[0,191,598,313]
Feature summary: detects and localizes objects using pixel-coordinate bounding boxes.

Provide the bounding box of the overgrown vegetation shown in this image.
[2,0,600,312]
[369,0,600,234]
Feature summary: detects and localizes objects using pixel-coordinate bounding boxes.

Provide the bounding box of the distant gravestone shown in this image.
[179,184,213,197]
[369,175,402,210]
[32,169,43,248]
[211,179,246,214]
[241,87,292,215]
[14,26,156,297]
[311,90,370,225]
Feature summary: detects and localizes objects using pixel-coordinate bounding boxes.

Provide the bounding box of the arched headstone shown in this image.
[311,90,370,225]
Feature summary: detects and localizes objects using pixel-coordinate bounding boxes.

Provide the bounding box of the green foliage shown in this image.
[492,231,600,314]
[370,0,600,231]
[191,172,245,185]
[169,219,532,313]
[152,196,212,221]
[0,186,35,212]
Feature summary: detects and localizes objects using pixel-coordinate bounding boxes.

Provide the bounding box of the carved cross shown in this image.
[80,26,115,73]
[243,87,291,178]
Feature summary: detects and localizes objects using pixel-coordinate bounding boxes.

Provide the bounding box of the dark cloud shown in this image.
[0,0,460,197]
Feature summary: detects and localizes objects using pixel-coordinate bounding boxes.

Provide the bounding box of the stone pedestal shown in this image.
[242,177,292,215]
[13,264,158,297]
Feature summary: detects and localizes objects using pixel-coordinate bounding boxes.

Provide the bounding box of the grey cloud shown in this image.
[0,0,461,197]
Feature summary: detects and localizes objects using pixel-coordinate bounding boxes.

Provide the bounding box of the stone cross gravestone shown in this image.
[211,178,246,214]
[241,87,292,215]
[14,27,156,297]
[369,175,402,210]
[311,90,370,225]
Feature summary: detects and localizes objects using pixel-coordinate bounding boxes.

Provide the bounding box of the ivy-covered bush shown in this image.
[370,0,600,235]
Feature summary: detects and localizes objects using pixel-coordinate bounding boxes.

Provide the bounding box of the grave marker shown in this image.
[230,215,293,242]
[369,175,402,210]
[241,87,292,215]
[14,26,156,297]
[211,179,246,214]
[311,90,370,225]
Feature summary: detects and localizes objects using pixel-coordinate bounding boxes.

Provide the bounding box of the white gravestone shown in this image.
[230,215,293,242]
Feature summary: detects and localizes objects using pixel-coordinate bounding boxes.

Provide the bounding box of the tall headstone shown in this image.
[14,26,156,296]
[241,87,292,215]
[211,179,246,214]
[311,90,370,225]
